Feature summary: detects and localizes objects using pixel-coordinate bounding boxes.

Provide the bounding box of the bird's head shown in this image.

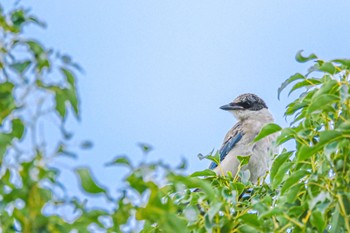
[220,93,268,120]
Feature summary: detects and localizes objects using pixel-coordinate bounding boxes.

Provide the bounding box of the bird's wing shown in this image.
[209,131,243,169]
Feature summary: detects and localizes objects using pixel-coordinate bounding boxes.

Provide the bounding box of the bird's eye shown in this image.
[240,102,251,109]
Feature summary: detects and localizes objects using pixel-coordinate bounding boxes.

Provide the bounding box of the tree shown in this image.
[1,2,349,233]
[0,3,110,232]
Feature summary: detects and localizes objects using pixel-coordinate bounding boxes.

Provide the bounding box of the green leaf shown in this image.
[163,214,188,233]
[64,88,79,119]
[239,214,261,230]
[237,155,251,166]
[198,151,220,164]
[270,150,293,181]
[169,174,216,199]
[138,143,153,154]
[287,205,305,218]
[332,58,350,68]
[312,79,339,99]
[60,67,76,88]
[281,170,308,194]
[26,40,50,71]
[259,208,283,219]
[237,225,259,233]
[58,68,80,119]
[105,156,132,167]
[329,208,344,233]
[285,183,303,203]
[10,9,26,30]
[271,161,293,189]
[0,133,12,157]
[310,211,325,232]
[0,82,16,125]
[11,118,25,139]
[176,157,187,170]
[207,202,222,221]
[315,130,349,143]
[58,149,78,159]
[307,94,339,113]
[288,78,321,96]
[285,99,309,116]
[204,214,214,230]
[28,15,46,28]
[126,172,148,194]
[276,128,296,145]
[297,130,343,161]
[295,50,317,63]
[230,182,245,196]
[26,40,45,57]
[75,167,106,194]
[319,62,337,74]
[55,90,67,119]
[296,145,314,162]
[9,60,31,74]
[190,169,216,177]
[340,194,350,216]
[114,199,133,228]
[278,73,305,100]
[338,119,350,131]
[254,123,281,142]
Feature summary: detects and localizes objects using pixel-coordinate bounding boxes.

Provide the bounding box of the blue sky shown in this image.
[7,0,350,204]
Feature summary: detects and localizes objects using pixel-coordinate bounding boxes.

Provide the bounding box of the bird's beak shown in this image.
[220,103,244,111]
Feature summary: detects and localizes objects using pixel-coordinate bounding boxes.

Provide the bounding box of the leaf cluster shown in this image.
[0,4,105,232]
[103,52,350,232]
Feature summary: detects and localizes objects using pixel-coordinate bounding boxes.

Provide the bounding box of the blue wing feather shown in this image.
[209,132,243,169]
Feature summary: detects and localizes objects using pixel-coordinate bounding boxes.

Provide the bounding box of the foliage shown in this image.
[0,3,110,232]
[1,2,350,233]
[103,54,350,232]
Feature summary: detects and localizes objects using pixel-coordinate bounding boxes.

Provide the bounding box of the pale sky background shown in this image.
[5,0,350,206]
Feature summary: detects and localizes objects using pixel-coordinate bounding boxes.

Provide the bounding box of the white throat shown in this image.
[231,108,273,123]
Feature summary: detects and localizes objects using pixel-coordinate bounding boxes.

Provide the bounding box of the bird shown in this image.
[209,93,277,184]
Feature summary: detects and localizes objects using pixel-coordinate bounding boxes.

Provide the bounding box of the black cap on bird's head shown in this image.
[220,93,268,111]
